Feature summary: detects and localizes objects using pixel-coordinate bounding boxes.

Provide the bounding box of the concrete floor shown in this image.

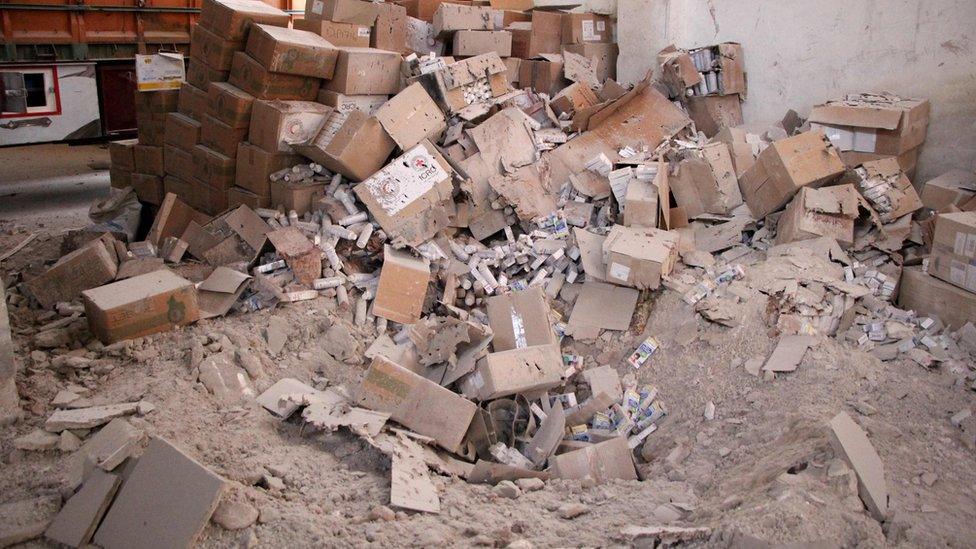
[0,143,111,222]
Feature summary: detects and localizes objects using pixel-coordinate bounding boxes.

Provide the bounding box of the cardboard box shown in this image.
[372,2,408,53]
[357,356,477,452]
[294,110,395,181]
[200,114,249,157]
[178,83,209,121]
[485,286,557,352]
[185,58,229,90]
[738,130,845,219]
[432,3,491,36]
[375,82,447,150]
[249,100,333,153]
[162,176,194,203]
[164,113,202,151]
[323,47,402,95]
[808,93,930,156]
[839,147,919,181]
[227,186,271,209]
[108,139,138,171]
[561,13,613,44]
[550,437,638,483]
[133,145,164,177]
[236,141,303,196]
[624,167,662,228]
[163,145,196,182]
[199,0,289,41]
[397,0,473,21]
[844,157,922,223]
[134,88,180,113]
[467,344,563,400]
[305,0,379,25]
[670,142,742,217]
[82,270,199,343]
[510,10,560,58]
[406,15,445,55]
[294,18,372,48]
[602,224,678,290]
[131,173,165,205]
[352,140,454,246]
[25,238,118,309]
[921,170,976,211]
[193,144,236,190]
[190,24,241,71]
[426,52,508,113]
[518,54,567,96]
[686,94,743,137]
[195,183,229,215]
[502,56,520,85]
[134,53,185,92]
[207,82,254,129]
[452,30,511,57]
[898,266,976,329]
[373,245,431,324]
[245,24,340,79]
[228,52,321,100]
[929,211,976,294]
[270,179,325,215]
[710,126,755,177]
[316,90,389,115]
[775,184,859,247]
[550,82,599,116]
[110,168,133,189]
[136,113,167,146]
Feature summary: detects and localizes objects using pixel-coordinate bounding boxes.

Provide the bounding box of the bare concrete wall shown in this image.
[617,0,976,181]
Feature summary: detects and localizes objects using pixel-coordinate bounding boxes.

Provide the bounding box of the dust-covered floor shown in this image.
[2,197,976,548]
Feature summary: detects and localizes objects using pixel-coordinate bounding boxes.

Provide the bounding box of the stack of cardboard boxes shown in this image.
[109,90,180,206]
[658,42,745,136]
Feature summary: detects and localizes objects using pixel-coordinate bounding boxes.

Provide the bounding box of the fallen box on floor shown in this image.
[463,343,564,400]
[928,211,976,294]
[373,246,431,324]
[485,286,557,352]
[375,82,446,150]
[357,356,477,453]
[518,54,566,96]
[25,237,118,309]
[898,266,976,330]
[245,24,340,79]
[549,436,638,483]
[775,184,859,247]
[686,94,743,137]
[294,110,395,181]
[669,142,742,217]
[82,270,200,344]
[602,225,679,290]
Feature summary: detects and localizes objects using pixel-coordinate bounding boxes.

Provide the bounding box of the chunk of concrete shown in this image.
[828,411,888,522]
[44,403,140,432]
[45,469,121,548]
[0,495,61,546]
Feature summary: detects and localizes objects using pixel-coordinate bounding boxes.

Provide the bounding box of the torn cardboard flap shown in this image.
[550,436,638,483]
[197,266,251,319]
[486,286,557,352]
[390,433,441,514]
[568,281,638,332]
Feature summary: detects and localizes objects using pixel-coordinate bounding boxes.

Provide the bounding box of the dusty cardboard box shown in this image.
[352,139,454,246]
[503,57,521,85]
[134,88,180,113]
[199,0,289,41]
[550,82,599,117]
[518,54,567,96]
[236,141,303,196]
[185,58,229,90]
[270,179,324,215]
[190,24,241,71]
[372,2,408,53]
[452,30,511,57]
[839,148,920,181]
[322,47,402,95]
[373,245,431,324]
[25,238,118,309]
[710,126,755,177]
[108,139,138,171]
[808,93,930,156]
[738,130,845,219]
[193,144,236,190]
[432,3,491,36]
[245,24,340,79]
[178,83,209,121]
[136,113,167,146]
[550,437,638,483]
[775,184,859,247]
[670,142,742,217]
[131,173,165,205]
[510,10,560,58]
[843,157,922,223]
[357,356,476,452]
[316,89,388,115]
[465,343,563,400]
[602,224,679,290]
[398,0,473,21]
[921,170,976,211]
[249,100,333,153]
[623,166,662,228]
[929,211,976,294]
[485,286,557,352]
[207,82,254,129]
[427,52,508,113]
[293,110,395,181]
[227,186,271,209]
[82,270,199,344]
[294,18,372,48]
[561,42,617,83]
[110,168,133,189]
[162,175,194,204]
[560,13,612,44]
[687,94,742,137]
[305,0,379,25]
[163,145,196,182]
[898,266,976,330]
[406,15,445,55]
[164,113,202,151]
[228,52,322,100]
[133,145,164,177]
[200,114,249,157]
[375,82,447,150]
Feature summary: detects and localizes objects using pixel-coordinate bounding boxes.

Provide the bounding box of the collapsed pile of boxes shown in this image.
[16,0,976,525]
